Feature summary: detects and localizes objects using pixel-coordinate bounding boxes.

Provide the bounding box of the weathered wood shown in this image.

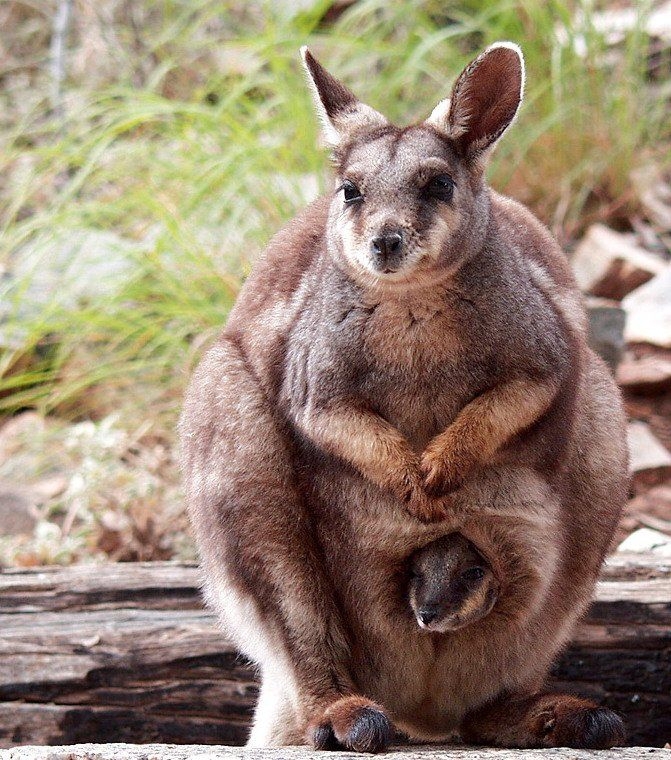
[0,556,669,749]
[0,744,669,760]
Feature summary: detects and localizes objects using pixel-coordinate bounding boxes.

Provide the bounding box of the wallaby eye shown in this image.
[341,180,363,205]
[426,174,455,202]
[462,567,485,582]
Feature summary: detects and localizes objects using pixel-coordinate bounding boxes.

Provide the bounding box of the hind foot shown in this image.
[538,697,626,749]
[463,691,626,749]
[308,695,393,753]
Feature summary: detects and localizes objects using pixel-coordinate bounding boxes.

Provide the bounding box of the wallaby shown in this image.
[408,533,499,632]
[180,42,628,752]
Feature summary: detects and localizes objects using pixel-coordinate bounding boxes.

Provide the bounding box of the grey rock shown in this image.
[586,297,626,370]
[622,266,671,347]
[0,484,37,536]
[571,224,666,300]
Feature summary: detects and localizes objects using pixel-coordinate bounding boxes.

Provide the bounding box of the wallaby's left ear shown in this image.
[427,42,524,159]
[301,47,388,147]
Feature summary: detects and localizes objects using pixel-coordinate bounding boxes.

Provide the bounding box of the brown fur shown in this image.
[462,692,626,749]
[179,43,628,751]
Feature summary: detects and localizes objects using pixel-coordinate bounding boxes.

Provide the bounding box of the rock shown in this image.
[0,228,150,349]
[618,527,671,556]
[616,483,671,546]
[0,485,37,536]
[571,224,666,300]
[617,353,671,394]
[0,413,47,462]
[558,2,671,56]
[586,297,625,370]
[627,420,671,490]
[622,266,671,347]
[631,164,671,233]
[626,482,671,524]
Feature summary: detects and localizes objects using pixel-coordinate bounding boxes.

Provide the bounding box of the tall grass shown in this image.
[0,0,668,425]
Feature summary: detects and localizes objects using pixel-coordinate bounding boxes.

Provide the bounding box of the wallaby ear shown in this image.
[427,42,524,159]
[300,47,388,147]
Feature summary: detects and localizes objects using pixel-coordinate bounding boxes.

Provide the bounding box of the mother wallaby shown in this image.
[179,43,628,752]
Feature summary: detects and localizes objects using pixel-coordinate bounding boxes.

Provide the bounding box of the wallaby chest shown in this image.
[283,272,498,449]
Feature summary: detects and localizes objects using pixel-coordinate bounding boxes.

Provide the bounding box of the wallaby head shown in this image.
[301,43,524,289]
[408,533,500,633]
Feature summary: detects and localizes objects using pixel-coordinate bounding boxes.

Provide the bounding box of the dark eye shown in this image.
[462,567,485,582]
[341,180,363,205]
[426,174,455,202]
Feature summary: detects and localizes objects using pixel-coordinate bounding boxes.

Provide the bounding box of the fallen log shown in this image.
[0,554,669,749]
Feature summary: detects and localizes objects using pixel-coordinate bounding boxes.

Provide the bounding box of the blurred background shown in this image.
[0,0,670,567]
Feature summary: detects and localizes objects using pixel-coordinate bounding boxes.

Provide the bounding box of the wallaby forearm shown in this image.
[421,376,560,494]
[295,401,447,522]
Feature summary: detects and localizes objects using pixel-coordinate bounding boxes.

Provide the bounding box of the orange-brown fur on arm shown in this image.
[296,401,447,522]
[421,375,560,495]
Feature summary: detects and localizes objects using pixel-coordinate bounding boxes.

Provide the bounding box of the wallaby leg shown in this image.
[180,338,393,752]
[461,691,626,749]
[247,672,301,747]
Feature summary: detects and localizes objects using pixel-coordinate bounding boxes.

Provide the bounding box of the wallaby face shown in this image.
[409,533,500,632]
[301,44,524,288]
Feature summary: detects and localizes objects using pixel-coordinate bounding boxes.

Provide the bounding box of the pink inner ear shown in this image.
[450,46,523,155]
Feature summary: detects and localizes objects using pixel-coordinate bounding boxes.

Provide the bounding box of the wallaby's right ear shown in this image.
[300,47,388,147]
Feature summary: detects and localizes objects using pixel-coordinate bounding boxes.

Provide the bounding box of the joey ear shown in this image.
[300,47,388,146]
[427,42,524,159]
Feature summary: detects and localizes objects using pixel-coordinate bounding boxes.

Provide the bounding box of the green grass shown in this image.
[1,0,669,425]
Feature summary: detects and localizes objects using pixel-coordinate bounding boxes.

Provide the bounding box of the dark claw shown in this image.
[311,722,341,751]
[345,707,393,753]
[552,706,626,749]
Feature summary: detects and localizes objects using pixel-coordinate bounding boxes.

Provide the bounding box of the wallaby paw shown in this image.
[392,467,448,522]
[420,452,466,497]
[309,721,340,751]
[404,490,450,523]
[541,701,626,749]
[309,696,393,753]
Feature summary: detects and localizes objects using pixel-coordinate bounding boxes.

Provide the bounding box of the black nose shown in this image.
[418,606,439,626]
[371,233,403,259]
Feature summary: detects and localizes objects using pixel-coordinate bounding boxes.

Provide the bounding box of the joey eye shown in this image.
[462,567,485,583]
[408,568,420,580]
[341,180,363,205]
[426,174,455,202]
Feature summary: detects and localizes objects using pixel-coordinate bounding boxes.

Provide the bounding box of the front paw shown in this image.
[420,450,469,496]
[307,695,393,753]
[404,487,450,523]
[393,467,449,522]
